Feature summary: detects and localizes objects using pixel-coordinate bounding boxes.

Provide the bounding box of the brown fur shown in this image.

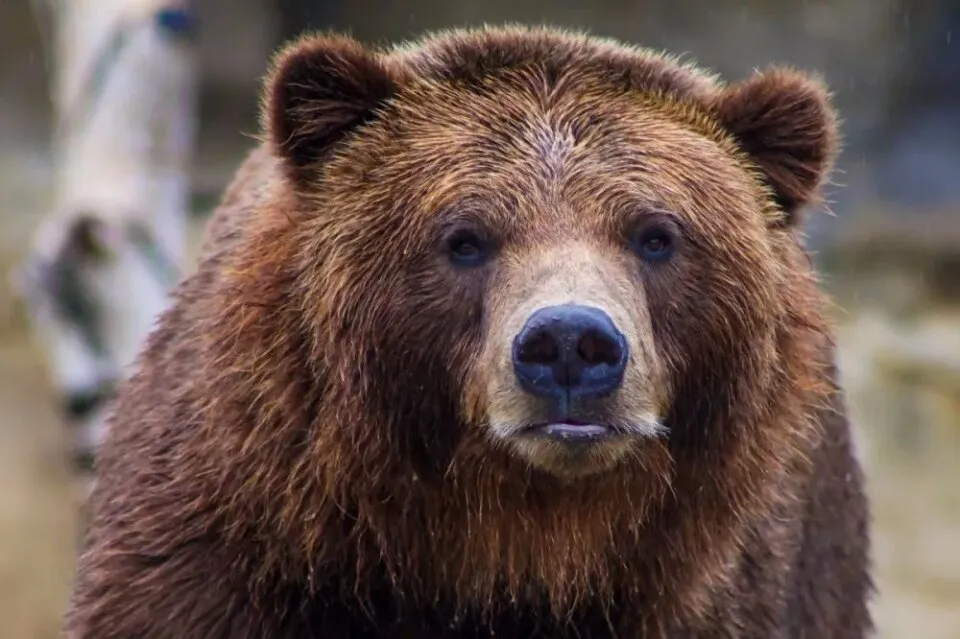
[65,25,871,638]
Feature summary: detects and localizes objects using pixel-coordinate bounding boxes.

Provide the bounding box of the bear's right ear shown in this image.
[264,34,401,185]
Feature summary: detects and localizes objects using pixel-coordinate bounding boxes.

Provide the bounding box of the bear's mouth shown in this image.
[522,420,619,444]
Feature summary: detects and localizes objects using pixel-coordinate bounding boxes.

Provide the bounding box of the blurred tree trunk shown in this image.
[14,0,198,488]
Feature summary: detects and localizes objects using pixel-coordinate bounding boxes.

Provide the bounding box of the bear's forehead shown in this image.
[322,28,767,231]
[371,28,742,186]
[355,77,752,222]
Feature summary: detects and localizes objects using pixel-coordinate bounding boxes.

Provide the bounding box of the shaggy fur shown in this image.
[65,25,871,638]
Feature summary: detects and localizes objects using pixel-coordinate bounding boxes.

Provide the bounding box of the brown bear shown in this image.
[65,25,873,638]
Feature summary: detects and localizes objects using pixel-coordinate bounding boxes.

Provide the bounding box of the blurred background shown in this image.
[1,1,959,637]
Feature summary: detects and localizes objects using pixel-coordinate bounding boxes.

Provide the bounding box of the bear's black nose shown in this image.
[512,304,628,401]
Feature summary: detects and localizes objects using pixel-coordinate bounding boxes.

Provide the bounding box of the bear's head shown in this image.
[261,27,834,479]
[203,26,837,613]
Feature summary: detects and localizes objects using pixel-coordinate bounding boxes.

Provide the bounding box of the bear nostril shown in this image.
[512,304,629,401]
[577,329,622,367]
[517,329,560,364]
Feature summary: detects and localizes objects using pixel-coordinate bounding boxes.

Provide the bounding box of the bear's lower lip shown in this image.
[528,422,614,443]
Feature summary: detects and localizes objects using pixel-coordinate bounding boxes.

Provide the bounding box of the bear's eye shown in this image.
[631,226,676,263]
[446,229,491,267]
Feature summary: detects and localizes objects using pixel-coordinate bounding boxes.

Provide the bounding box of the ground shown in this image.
[1,144,959,639]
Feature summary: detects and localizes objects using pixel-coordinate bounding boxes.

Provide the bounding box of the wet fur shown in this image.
[66,26,871,638]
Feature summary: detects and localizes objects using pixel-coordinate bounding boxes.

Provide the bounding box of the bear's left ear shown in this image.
[263,34,404,185]
[711,67,839,228]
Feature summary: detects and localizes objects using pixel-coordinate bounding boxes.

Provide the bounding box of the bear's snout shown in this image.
[480,243,666,470]
[511,304,628,404]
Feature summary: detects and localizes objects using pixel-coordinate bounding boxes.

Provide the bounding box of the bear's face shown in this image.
[266,29,836,480]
